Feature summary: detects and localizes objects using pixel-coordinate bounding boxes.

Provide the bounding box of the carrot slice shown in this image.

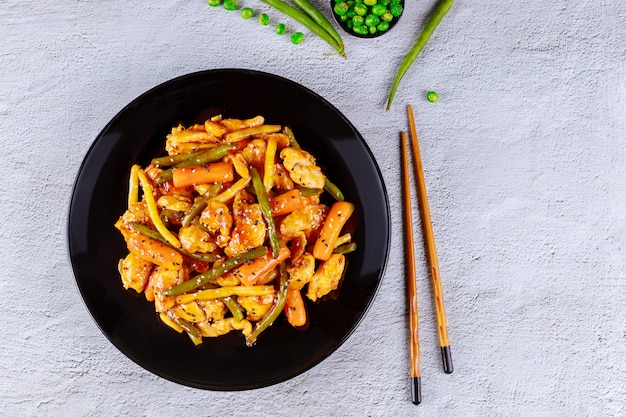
[228,246,290,286]
[124,231,183,270]
[269,189,304,217]
[284,289,307,327]
[172,162,234,188]
[313,201,355,261]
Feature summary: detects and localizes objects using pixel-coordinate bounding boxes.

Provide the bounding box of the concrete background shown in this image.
[1,0,625,415]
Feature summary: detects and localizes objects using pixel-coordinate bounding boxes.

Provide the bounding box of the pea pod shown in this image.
[260,0,346,57]
[245,262,288,346]
[386,0,454,110]
[164,246,269,296]
[250,168,281,259]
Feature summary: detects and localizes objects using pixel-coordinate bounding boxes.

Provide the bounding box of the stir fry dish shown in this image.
[114,115,356,346]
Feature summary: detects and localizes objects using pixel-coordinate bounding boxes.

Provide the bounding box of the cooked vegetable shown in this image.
[261,0,346,57]
[127,164,140,207]
[137,169,181,248]
[270,189,304,217]
[251,167,281,258]
[284,288,307,327]
[313,201,355,261]
[386,0,454,110]
[172,162,234,188]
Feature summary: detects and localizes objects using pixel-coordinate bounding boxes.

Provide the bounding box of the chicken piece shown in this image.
[151,266,182,312]
[241,139,267,168]
[198,299,228,322]
[165,124,221,155]
[157,194,192,212]
[272,164,294,192]
[225,191,267,258]
[279,202,328,242]
[196,318,252,337]
[204,119,228,137]
[219,115,264,133]
[169,301,207,323]
[306,253,345,302]
[237,294,276,321]
[115,201,150,230]
[117,253,153,292]
[224,153,250,178]
[280,148,325,189]
[179,224,218,254]
[200,200,233,247]
[286,252,315,291]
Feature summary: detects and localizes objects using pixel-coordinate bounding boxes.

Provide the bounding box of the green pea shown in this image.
[426,91,440,103]
[223,0,237,10]
[340,14,349,22]
[381,10,393,21]
[258,13,270,25]
[346,9,356,18]
[347,20,354,29]
[371,4,386,16]
[376,20,390,31]
[352,24,368,35]
[334,2,349,16]
[389,3,403,17]
[368,25,377,35]
[377,0,390,5]
[364,0,377,5]
[241,7,253,19]
[353,3,368,16]
[364,14,380,27]
[207,0,222,6]
[352,15,364,26]
[291,32,304,44]
[275,23,287,35]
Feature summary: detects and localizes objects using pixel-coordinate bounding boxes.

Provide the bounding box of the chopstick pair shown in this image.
[401,104,453,405]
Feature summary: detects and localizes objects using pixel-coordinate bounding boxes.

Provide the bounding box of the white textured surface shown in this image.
[2,0,625,415]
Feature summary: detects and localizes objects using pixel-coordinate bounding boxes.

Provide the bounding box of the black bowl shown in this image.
[68,69,391,390]
[331,0,404,38]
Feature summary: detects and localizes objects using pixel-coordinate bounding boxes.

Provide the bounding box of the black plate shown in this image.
[68,69,390,390]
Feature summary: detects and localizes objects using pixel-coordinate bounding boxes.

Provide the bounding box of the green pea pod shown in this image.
[164,246,269,297]
[245,262,288,346]
[260,0,346,57]
[250,167,281,258]
[386,0,454,111]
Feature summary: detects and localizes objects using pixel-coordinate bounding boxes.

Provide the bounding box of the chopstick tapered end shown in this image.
[411,376,422,405]
[441,345,454,374]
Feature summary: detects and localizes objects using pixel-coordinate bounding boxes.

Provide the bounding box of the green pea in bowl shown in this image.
[331,0,404,38]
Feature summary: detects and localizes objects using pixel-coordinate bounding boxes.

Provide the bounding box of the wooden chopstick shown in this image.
[401,131,422,405]
[406,104,454,375]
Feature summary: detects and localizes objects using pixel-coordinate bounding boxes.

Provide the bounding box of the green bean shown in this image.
[154,169,173,184]
[127,222,220,263]
[164,246,269,297]
[174,144,237,168]
[291,0,344,52]
[260,0,346,57]
[245,262,288,346]
[333,242,357,254]
[386,0,454,111]
[152,149,210,168]
[250,168,281,258]
[325,178,345,201]
[283,126,300,149]
[222,296,245,322]
[181,183,222,227]
[159,209,184,227]
[167,311,202,338]
[298,187,323,197]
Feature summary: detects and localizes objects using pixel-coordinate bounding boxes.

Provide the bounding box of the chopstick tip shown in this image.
[441,345,454,374]
[411,376,422,405]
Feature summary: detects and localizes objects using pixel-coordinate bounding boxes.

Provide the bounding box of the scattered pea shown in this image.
[426,91,440,103]
[275,23,286,35]
[291,32,304,44]
[223,0,237,10]
[258,13,269,25]
[207,0,222,6]
[241,7,253,19]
